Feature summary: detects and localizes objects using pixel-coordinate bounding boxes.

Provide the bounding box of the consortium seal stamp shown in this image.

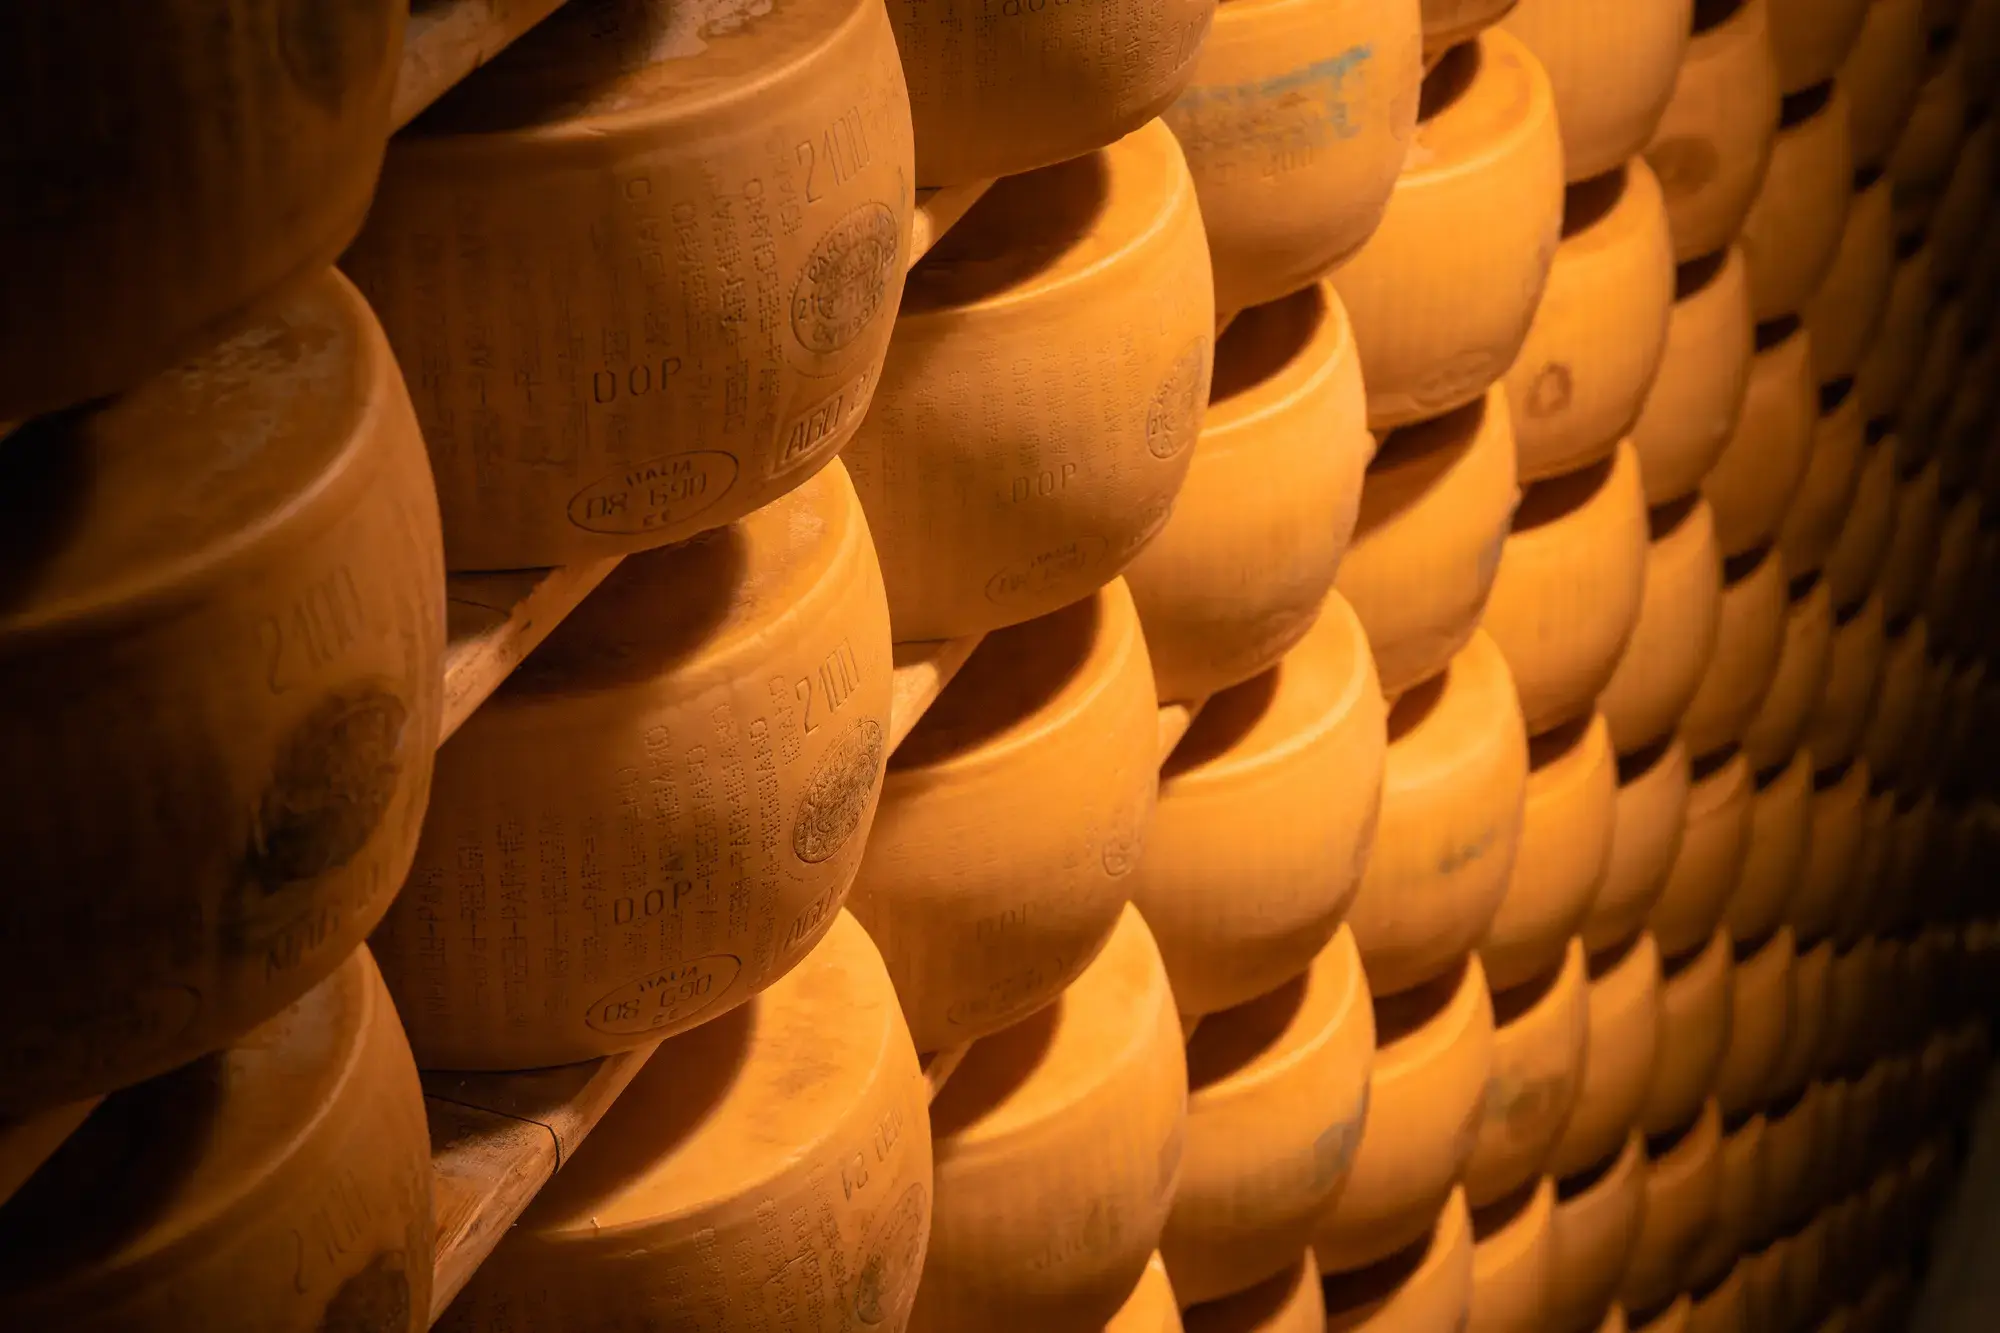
[854,1181,929,1325]
[792,202,901,356]
[793,717,887,864]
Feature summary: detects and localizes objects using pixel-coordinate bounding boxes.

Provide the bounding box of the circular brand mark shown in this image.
[586,953,742,1036]
[1145,337,1209,459]
[854,1181,929,1325]
[792,203,900,356]
[245,687,410,895]
[793,718,887,864]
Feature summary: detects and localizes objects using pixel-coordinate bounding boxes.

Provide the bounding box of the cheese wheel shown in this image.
[1841,0,1926,169]
[1466,1177,1558,1333]
[1838,795,1904,952]
[1782,1214,1831,1330]
[1899,298,1966,460]
[1583,739,1693,953]
[1822,434,1899,614]
[850,580,1156,1054]
[344,0,914,571]
[845,120,1211,640]
[1925,493,1982,646]
[1888,44,1968,239]
[1680,547,1789,761]
[1642,927,1735,1136]
[1937,350,2000,506]
[1837,1064,1888,1180]
[1689,1264,1749,1333]
[1768,0,1871,91]
[1721,754,1813,947]
[1969,0,2000,101]
[1739,83,1854,322]
[1859,617,1929,784]
[1822,941,1876,1076]
[1499,0,1692,181]
[1124,283,1374,703]
[1503,167,1677,482]
[1643,0,1783,262]
[1546,1130,1648,1333]
[1737,1241,1787,1330]
[1878,458,1943,625]
[1805,596,1887,773]
[1753,1089,1826,1235]
[1603,1304,1632,1332]
[0,948,430,1332]
[1465,939,1591,1207]
[1632,251,1756,507]
[1313,957,1498,1273]
[1648,752,1756,962]
[1598,498,1725,756]
[1777,384,1867,582]
[0,1,406,423]
[1789,759,1871,944]
[0,269,443,1115]
[1739,583,1834,777]
[1329,32,1565,431]
[1422,0,1521,55]
[1162,927,1375,1305]
[1854,243,1934,426]
[1180,1253,1322,1333]
[1769,939,1835,1110]
[1894,665,1952,805]
[1803,174,1896,385]
[1850,1266,1912,1333]
[1108,1255,1186,1333]
[1480,719,1617,990]
[1930,121,1997,290]
[1621,1099,1725,1313]
[1344,632,1530,997]
[1635,1297,1694,1332]
[1702,320,1816,559]
[1549,933,1665,1179]
[1167,0,1423,323]
[1321,1187,1476,1332]
[1483,443,1650,735]
[913,904,1187,1332]
[1714,926,1798,1120]
[1968,226,2000,343]
[1684,1115,1767,1292]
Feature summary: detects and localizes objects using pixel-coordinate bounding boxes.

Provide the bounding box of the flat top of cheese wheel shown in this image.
[1404,30,1554,176]
[1185,925,1369,1095]
[1206,283,1357,437]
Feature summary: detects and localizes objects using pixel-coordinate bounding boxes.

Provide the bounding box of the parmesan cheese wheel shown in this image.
[1788,759,1871,944]
[0,1,406,423]
[1803,174,1896,385]
[1643,0,1783,263]
[1737,1242,1787,1329]
[1823,941,1876,1076]
[1635,1296,1694,1332]
[1180,1253,1322,1333]
[1313,958,1498,1273]
[1124,283,1374,704]
[1739,83,1854,322]
[1464,939,1591,1207]
[891,0,1212,188]
[1422,0,1521,56]
[1684,1116,1768,1293]
[1739,584,1834,777]
[1631,251,1756,507]
[1648,751,1755,959]
[1894,666,1951,806]
[1925,493,1982,648]
[1714,927,1798,1119]
[1781,1214,1831,1330]
[1937,352,2000,506]
[1680,547,1789,761]
[1344,632,1530,997]
[1822,435,1899,614]
[1621,1099,1725,1313]
[1166,0,1423,323]
[1499,0,1693,181]
[1598,499,1725,756]
[1969,0,2000,103]
[374,460,891,1070]
[1162,926,1375,1305]
[1888,44,1968,239]
[1929,121,1997,291]
[1108,1254,1186,1333]
[0,947,431,1333]
[1603,1304,1632,1332]
[1466,1177,1558,1333]
[850,580,1157,1054]
[1720,754,1813,947]
[1769,940,1834,1111]
[1877,458,1943,626]
[845,120,1212,640]
[0,268,443,1115]
[1329,33,1565,431]
[1805,597,1887,773]
[1777,384,1867,582]
[1483,444,1650,736]
[1854,244,1934,426]
[1968,226,2000,342]
[1859,617,1929,784]
[1702,321,1817,559]
[1899,298,1966,460]
[1767,0,1871,91]
[1583,739,1693,953]
[913,904,1187,1333]
[1549,933,1666,1179]
[1321,1187,1476,1332]
[344,0,915,571]
[1642,928,1735,1136]
[1546,1130,1649,1333]
[1840,0,1926,170]
[1693,1266,1754,1333]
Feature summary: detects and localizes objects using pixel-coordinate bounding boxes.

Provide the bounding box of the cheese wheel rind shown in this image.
[1545,1130,1649,1333]
[1738,82,1853,323]
[1583,739,1692,954]
[1643,0,1782,263]
[1714,926,1798,1120]
[1547,932,1665,1180]
[1498,0,1693,181]
[1855,245,1934,427]
[1107,1254,1185,1333]
[1804,596,1886,775]
[1598,498,1724,757]
[1466,1175,1558,1333]
[1840,0,1926,170]
[1775,385,1866,583]
[1321,1186,1476,1332]
[1701,322,1817,560]
[1647,752,1755,961]
[1631,251,1756,507]
[1643,926,1734,1137]
[1180,1252,1322,1333]
[1822,436,1899,614]
[1738,581,1833,778]
[1679,547,1789,762]
[1684,1116,1767,1292]
[1463,938,1590,1208]
[1802,174,1895,386]
[1720,752,1814,946]
[1620,1098,1724,1313]
[1788,758,1871,945]
[1766,0,1870,94]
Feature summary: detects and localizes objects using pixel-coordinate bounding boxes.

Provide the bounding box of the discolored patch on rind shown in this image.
[1145,336,1210,459]
[319,1249,412,1333]
[1648,138,1723,201]
[854,1180,929,1325]
[244,686,409,895]
[793,718,886,864]
[792,203,901,356]
[1314,1083,1371,1189]
[278,0,401,114]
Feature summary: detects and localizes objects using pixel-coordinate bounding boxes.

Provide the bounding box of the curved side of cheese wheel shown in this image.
[0,2,407,422]
[1643,926,1735,1136]
[1721,754,1814,947]
[1788,758,1871,945]
[1584,739,1693,953]
[1883,792,1939,932]
[1803,175,1895,385]
[375,460,892,1070]
[1689,1260,1751,1333]
[1823,435,1899,613]
[1162,926,1376,1305]
[1925,494,1982,647]
[1739,580,1835,776]
[1545,1129,1649,1333]
[913,904,1188,1333]
[1680,547,1790,761]
[1167,0,1424,321]
[1684,1115,1767,1292]
[1805,597,1887,774]
[1180,1252,1322,1333]
[1878,458,1943,626]
[1895,665,1955,806]
[1765,0,1870,92]
[1599,498,1725,756]
[1855,244,1935,426]
[0,268,444,1115]
[1632,251,1757,506]
[1313,957,1497,1273]
[1840,0,1926,169]
[1969,0,2000,103]
[1888,44,1968,238]
[1329,32,1565,431]
[1643,0,1782,262]
[1929,121,1997,290]
[1345,632,1530,997]
[846,119,1212,640]
[1647,751,1755,961]
[1621,1099,1725,1312]
[1714,926,1799,1119]
[1738,1239,1788,1328]
[0,948,432,1332]
[1422,0,1523,55]
[1463,938,1590,1208]
[1322,1186,1476,1332]
[850,579,1158,1054]
[1757,1087,1820,1244]
[1465,1176,1557,1333]
[1899,299,1966,461]
[1822,937,1878,1075]
[1767,938,1834,1109]
[1125,283,1373,704]
[1969,225,2000,343]
[1783,1213,1832,1328]
[1937,351,2000,505]
[1739,82,1854,323]
[1337,388,1522,699]
[1702,322,1818,559]
[1860,617,1929,785]
[1636,1296,1694,1331]
[1498,0,1692,181]
[1107,1254,1186,1333]
[346,0,914,570]
[1549,932,1666,1179]
[1778,384,1867,582]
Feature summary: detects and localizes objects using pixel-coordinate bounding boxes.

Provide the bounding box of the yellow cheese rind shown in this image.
[1498,0,1693,181]
[1767,0,1869,92]
[1684,1116,1766,1292]
[1548,932,1665,1179]
[1585,741,1691,956]
[1860,617,1928,786]
[1924,494,1982,650]
[1841,0,1926,169]
[1757,1087,1820,1244]
[1739,581,1834,777]
[1937,348,2000,505]
[1878,458,1943,627]
[1136,594,1387,1019]
[1803,175,1895,385]
[1642,927,1734,1136]
[1679,547,1788,761]
[1702,321,1816,559]
[1322,1187,1475,1332]
[1721,754,1813,945]
[1643,0,1782,263]
[1804,596,1887,774]
[1689,1261,1751,1332]
[1788,758,1871,945]
[1854,245,1934,426]
[1466,1176,1558,1333]
[1632,251,1756,506]
[1647,751,1755,960]
[1929,120,1997,291]
[1776,384,1866,583]
[851,579,1158,1054]
[1108,1254,1186,1333]
[1463,938,1590,1207]
[1621,1099,1725,1313]
[1546,1130,1649,1333]
[1422,0,1522,56]
[1125,283,1375,704]
[1899,299,1966,464]
[1769,938,1833,1110]
[1714,926,1798,1119]
[1969,0,2000,105]
[0,269,444,1115]
[1739,83,1854,322]
[1822,436,1899,614]
[1598,498,1725,756]
[1181,1252,1323,1333]
[1888,45,1968,239]
[1329,31,1565,431]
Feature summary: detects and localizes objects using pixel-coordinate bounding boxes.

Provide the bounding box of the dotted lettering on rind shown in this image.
[791,203,901,356]
[1145,337,1209,460]
[243,687,410,895]
[318,1249,412,1333]
[983,536,1111,608]
[566,450,740,536]
[585,953,742,1037]
[792,718,886,865]
[854,1181,929,1326]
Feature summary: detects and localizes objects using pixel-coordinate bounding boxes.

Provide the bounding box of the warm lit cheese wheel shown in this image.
[1466,1177,1558,1333]
[1636,253,1758,509]
[0,269,443,1115]
[1788,759,1871,943]
[1887,44,1968,238]
[1841,0,1926,169]
[1802,174,1895,385]
[1322,1187,1476,1332]
[1546,1130,1649,1333]
[1603,1305,1632,1332]
[1937,352,2000,504]
[1894,666,1951,806]
[1499,0,1692,181]
[1854,243,1934,426]
[1642,927,1734,1136]
[1822,940,1876,1076]
[0,2,406,423]
[1622,1099,1725,1313]
[1770,0,1874,92]
[1702,320,1817,558]
[1647,751,1755,958]
[1180,1253,1322,1333]
[1313,958,1498,1272]
[845,120,1211,640]
[1166,0,1423,323]
[913,905,1187,1332]
[1822,435,1899,613]
[1684,1115,1767,1293]
[1109,1254,1186,1333]
[1162,927,1375,1305]
[1465,939,1591,1207]
[374,460,890,1069]
[1877,457,1942,624]
[1480,721,1617,989]
[1782,1216,1832,1330]
[1329,33,1565,431]
[1777,385,1867,581]
[1345,633,1530,996]
[1898,298,1966,459]
[1737,1241,1788,1330]
[1970,228,2000,342]
[1679,547,1789,760]
[345,0,913,571]
[1549,934,1666,1178]
[1930,121,1997,290]
[1714,926,1798,1119]
[1688,1264,1751,1333]
[0,948,430,1332]
[1598,499,1725,756]
[1483,443,1650,735]
[1636,1297,1695,1332]
[1739,583,1834,776]
[1584,739,1693,952]
[1768,940,1834,1111]
[1804,596,1887,772]
[1739,84,1854,322]
[1749,1090,1821,1235]
[1924,493,1982,644]
[1643,0,1782,262]
[1859,617,1928,783]
[850,580,1156,1054]
[1125,284,1373,703]
[1720,755,1813,946]
[1970,0,2000,100]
